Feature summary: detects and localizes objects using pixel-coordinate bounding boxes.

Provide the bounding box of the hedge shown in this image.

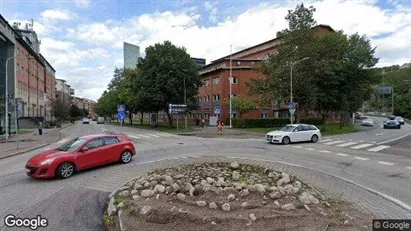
[224,118,324,128]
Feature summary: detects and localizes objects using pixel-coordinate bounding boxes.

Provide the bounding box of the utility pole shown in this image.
[229,45,233,128]
[290,62,294,124]
[184,76,187,130]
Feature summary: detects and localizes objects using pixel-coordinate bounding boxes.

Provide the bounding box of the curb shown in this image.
[0,123,73,160]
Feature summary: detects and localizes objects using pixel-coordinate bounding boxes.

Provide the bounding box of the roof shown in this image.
[39,53,56,72]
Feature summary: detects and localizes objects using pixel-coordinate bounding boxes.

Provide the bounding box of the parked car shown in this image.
[266,124,321,145]
[360,117,374,126]
[97,117,105,124]
[25,134,136,179]
[383,116,401,129]
[395,116,405,125]
[82,118,90,124]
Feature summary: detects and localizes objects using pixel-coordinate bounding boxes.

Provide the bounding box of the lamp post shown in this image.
[5,50,16,141]
[184,75,187,130]
[289,57,309,124]
[229,45,233,128]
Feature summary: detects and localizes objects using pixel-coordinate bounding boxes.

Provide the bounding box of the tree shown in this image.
[53,100,69,120]
[70,105,83,118]
[136,41,201,126]
[222,94,258,118]
[82,108,89,117]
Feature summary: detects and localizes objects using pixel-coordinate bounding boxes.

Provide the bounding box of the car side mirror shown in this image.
[81,147,89,152]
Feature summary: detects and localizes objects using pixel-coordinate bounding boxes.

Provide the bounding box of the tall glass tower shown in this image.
[123,42,140,69]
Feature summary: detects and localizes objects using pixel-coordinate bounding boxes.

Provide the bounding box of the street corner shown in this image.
[104,159,374,231]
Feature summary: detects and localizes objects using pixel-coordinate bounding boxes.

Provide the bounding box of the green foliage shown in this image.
[223,94,258,117]
[69,105,84,118]
[224,118,292,128]
[82,108,89,117]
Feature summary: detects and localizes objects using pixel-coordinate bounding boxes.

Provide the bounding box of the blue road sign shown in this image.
[117,104,126,112]
[288,102,295,109]
[118,111,126,120]
[214,108,221,115]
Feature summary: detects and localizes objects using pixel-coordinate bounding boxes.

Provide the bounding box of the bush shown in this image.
[224,117,325,128]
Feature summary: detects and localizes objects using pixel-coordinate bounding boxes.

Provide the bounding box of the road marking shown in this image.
[367,145,390,152]
[150,134,160,137]
[378,132,411,145]
[407,167,411,170]
[305,148,315,151]
[354,157,369,161]
[319,150,331,153]
[350,143,374,149]
[376,133,384,136]
[57,138,68,144]
[319,139,333,143]
[378,161,395,166]
[293,145,302,148]
[128,135,140,139]
[156,133,172,137]
[337,142,358,147]
[336,153,349,157]
[323,140,346,145]
[138,135,150,138]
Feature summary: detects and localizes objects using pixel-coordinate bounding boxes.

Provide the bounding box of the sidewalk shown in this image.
[178,126,263,139]
[0,123,72,160]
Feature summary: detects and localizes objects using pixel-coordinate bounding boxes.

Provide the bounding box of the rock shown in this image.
[295,181,302,188]
[171,183,180,192]
[133,183,142,190]
[140,189,154,197]
[209,202,218,209]
[241,202,249,208]
[211,221,217,225]
[153,184,166,194]
[239,189,250,197]
[268,172,276,178]
[278,187,286,195]
[299,192,319,205]
[189,187,196,196]
[131,189,139,195]
[255,184,266,195]
[247,185,257,192]
[140,205,152,215]
[164,175,174,186]
[268,186,278,192]
[304,205,311,211]
[119,190,130,197]
[127,180,135,187]
[325,202,331,207]
[230,162,239,169]
[175,174,184,179]
[277,173,290,186]
[249,213,257,221]
[232,171,240,181]
[196,201,207,207]
[284,184,298,195]
[149,181,158,187]
[215,178,225,187]
[132,195,140,200]
[222,203,231,211]
[344,220,349,225]
[234,183,245,190]
[153,174,162,181]
[228,194,236,201]
[177,193,186,201]
[107,197,116,216]
[269,191,282,199]
[206,177,215,184]
[156,194,160,200]
[184,183,194,192]
[223,187,236,193]
[143,182,150,188]
[281,203,296,211]
[117,202,124,208]
[119,186,129,191]
[274,200,280,206]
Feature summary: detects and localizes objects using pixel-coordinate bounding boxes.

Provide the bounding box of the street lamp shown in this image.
[289,57,309,124]
[229,45,233,128]
[5,50,17,141]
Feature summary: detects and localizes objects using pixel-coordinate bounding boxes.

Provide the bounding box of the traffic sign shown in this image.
[118,111,126,120]
[288,102,295,109]
[117,104,126,112]
[214,108,221,115]
[169,104,187,114]
[289,108,296,115]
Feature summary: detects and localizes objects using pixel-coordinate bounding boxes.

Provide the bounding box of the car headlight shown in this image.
[274,135,282,138]
[40,159,54,165]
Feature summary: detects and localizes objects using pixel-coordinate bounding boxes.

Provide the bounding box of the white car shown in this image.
[82,118,90,124]
[360,117,374,126]
[266,124,321,145]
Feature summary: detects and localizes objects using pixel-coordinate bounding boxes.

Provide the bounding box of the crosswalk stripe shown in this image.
[306,148,315,151]
[367,145,390,152]
[407,167,411,170]
[337,142,358,147]
[150,135,160,137]
[293,146,302,148]
[319,150,331,153]
[319,139,333,143]
[138,135,150,138]
[128,135,140,139]
[354,157,369,160]
[350,143,374,149]
[336,153,349,157]
[156,133,172,137]
[378,161,395,166]
[57,138,68,144]
[323,140,346,145]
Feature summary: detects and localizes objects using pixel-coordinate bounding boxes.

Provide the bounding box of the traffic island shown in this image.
[104,162,371,231]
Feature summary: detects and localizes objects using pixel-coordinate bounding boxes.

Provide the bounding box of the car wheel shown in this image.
[311,135,319,143]
[282,136,291,145]
[383,125,387,129]
[56,162,75,179]
[120,150,133,164]
[397,125,401,129]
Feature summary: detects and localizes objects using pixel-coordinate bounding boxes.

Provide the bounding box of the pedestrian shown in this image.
[201,118,205,127]
[216,119,220,127]
[196,117,200,126]
[38,121,43,136]
[217,121,224,133]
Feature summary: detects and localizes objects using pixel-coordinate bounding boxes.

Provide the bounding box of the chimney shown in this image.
[276,31,283,38]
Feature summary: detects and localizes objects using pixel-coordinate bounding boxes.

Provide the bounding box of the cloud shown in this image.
[203,1,219,23]
[74,0,90,8]
[40,9,76,21]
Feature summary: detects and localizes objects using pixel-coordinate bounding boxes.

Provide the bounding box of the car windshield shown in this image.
[278,125,296,132]
[56,138,86,152]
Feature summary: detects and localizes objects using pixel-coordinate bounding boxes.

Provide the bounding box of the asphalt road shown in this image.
[0,121,410,230]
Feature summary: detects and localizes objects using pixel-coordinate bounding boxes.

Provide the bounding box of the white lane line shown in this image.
[57,138,68,144]
[155,133,172,137]
[337,142,358,147]
[323,140,346,145]
[293,146,302,148]
[128,135,140,139]
[319,139,333,143]
[378,161,395,166]
[354,157,369,161]
[138,135,150,138]
[319,150,331,153]
[367,145,390,152]
[306,148,315,151]
[336,153,349,157]
[376,133,384,136]
[407,167,411,170]
[378,132,411,145]
[350,143,374,150]
[149,134,160,137]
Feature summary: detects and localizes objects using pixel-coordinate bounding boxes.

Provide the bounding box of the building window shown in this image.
[232,113,237,118]
[232,77,238,84]
[202,80,210,87]
[198,97,202,102]
[213,77,220,85]
[262,113,268,118]
[204,95,210,102]
[213,94,220,101]
[205,113,210,119]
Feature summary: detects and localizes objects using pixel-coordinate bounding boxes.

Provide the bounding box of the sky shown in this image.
[1,0,410,101]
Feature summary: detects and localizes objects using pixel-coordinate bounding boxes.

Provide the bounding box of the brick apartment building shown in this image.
[196,25,334,122]
[73,96,97,117]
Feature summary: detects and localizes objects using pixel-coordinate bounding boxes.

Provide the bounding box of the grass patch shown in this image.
[236,127,279,134]
[319,123,357,135]
[108,121,198,134]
